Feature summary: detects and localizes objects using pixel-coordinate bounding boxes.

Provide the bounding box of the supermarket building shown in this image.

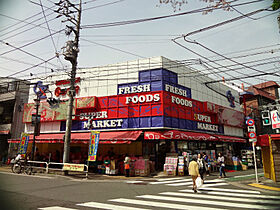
[10,56,246,172]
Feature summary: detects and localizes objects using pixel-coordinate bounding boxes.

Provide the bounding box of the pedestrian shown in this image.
[124,154,130,177]
[217,152,226,178]
[202,152,210,176]
[197,153,207,182]
[188,155,200,193]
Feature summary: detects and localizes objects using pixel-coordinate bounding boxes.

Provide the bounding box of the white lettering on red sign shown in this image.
[171,96,192,107]
[197,122,218,132]
[119,84,150,94]
[79,111,108,120]
[83,119,123,129]
[165,84,187,97]
[194,114,211,123]
[125,93,160,104]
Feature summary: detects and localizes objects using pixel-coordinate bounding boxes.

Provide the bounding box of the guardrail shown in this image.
[25,161,88,178]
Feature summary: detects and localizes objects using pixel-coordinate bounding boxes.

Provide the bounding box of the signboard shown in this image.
[270,110,280,129]
[88,131,100,161]
[63,163,84,172]
[246,119,255,126]
[18,133,30,155]
[248,131,256,139]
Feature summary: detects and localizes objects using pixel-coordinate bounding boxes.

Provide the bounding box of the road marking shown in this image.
[77,201,150,210]
[0,171,54,179]
[167,179,225,186]
[38,206,76,210]
[198,182,228,187]
[137,195,272,209]
[166,181,193,186]
[179,189,280,199]
[249,183,280,192]
[149,178,191,185]
[196,187,261,194]
[230,173,264,179]
[154,177,185,181]
[110,198,222,210]
[160,192,280,204]
[126,181,144,184]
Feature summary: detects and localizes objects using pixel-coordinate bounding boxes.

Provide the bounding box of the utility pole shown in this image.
[31,95,40,161]
[55,0,82,165]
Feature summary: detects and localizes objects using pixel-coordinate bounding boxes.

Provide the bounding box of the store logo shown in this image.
[55,77,80,97]
[226,90,235,108]
[33,81,49,99]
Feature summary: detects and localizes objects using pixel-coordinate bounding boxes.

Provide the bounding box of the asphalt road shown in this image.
[1,171,280,210]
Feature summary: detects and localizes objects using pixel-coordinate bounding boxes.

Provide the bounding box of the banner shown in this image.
[63,163,84,172]
[88,131,100,161]
[18,133,30,155]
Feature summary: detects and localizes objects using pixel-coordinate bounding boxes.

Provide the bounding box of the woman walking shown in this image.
[188,155,200,193]
[217,152,226,178]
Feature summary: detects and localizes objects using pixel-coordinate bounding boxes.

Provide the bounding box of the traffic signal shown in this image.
[47,98,60,109]
[261,110,271,126]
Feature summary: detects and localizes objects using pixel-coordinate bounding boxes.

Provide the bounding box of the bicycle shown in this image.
[11,159,32,175]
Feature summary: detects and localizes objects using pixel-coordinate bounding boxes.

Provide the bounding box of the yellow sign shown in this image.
[63,163,84,172]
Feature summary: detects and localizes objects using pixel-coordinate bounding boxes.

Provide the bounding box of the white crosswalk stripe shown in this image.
[136,194,274,209]
[38,183,279,210]
[149,178,192,185]
[38,207,77,210]
[166,178,225,186]
[160,192,280,204]
[180,189,280,199]
[77,201,150,210]
[109,198,221,210]
[196,187,261,194]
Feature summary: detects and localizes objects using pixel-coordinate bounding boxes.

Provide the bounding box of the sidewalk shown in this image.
[222,168,280,194]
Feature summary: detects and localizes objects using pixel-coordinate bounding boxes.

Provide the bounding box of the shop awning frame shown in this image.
[144,130,246,143]
[8,131,141,144]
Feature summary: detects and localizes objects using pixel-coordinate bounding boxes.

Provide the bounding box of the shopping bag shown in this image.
[195,177,203,188]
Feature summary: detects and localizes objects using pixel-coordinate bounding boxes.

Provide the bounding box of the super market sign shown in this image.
[63,68,223,134]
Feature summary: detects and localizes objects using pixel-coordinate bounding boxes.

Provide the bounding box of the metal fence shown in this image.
[25,161,88,178]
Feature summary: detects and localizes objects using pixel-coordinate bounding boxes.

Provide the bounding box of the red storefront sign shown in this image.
[144,130,218,141]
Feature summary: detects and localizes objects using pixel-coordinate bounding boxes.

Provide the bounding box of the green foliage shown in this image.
[272,0,280,11]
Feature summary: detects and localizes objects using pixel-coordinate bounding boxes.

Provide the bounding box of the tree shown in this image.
[272,0,280,10]
[158,0,231,12]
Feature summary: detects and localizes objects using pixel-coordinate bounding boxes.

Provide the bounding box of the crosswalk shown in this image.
[148,177,228,187]
[39,184,280,210]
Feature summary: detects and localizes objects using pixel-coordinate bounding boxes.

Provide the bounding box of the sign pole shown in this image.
[252,142,259,183]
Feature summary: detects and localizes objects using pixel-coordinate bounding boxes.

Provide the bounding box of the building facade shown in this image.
[12,57,246,172]
[0,78,30,161]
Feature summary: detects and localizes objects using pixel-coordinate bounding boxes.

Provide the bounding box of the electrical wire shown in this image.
[81,0,265,29]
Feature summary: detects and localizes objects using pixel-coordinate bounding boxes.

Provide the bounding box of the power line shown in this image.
[83,0,126,11]
[0,40,60,69]
[81,0,264,29]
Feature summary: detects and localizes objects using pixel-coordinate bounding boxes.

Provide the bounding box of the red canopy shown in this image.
[144,130,246,142]
[214,135,246,143]
[8,131,141,144]
[144,130,218,141]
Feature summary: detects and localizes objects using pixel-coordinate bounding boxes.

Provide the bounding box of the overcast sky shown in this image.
[0,0,279,87]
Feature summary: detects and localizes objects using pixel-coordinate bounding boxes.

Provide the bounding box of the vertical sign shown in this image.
[88,131,100,161]
[18,133,30,155]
